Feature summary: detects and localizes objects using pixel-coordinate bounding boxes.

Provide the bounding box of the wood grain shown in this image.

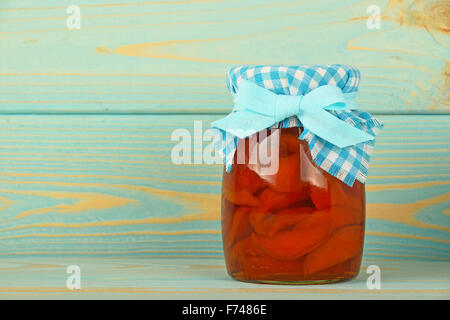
[0,257,448,299]
[0,114,448,260]
[0,0,448,114]
[0,0,449,299]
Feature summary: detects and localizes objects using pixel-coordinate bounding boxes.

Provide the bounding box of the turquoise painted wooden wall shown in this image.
[1,0,448,114]
[0,0,449,262]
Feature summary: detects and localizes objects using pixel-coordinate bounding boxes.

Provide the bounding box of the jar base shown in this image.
[228,272,358,285]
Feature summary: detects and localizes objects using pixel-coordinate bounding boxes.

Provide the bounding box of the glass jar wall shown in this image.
[221,127,365,284]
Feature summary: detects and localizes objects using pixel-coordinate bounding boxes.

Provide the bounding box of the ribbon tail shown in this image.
[211,110,275,139]
[299,106,375,148]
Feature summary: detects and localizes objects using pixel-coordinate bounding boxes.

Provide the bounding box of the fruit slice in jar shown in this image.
[266,207,315,238]
[227,235,263,275]
[329,177,364,212]
[249,206,314,238]
[308,184,331,210]
[258,187,309,212]
[248,208,269,236]
[223,187,261,207]
[221,198,233,235]
[251,210,331,260]
[231,237,303,279]
[223,206,252,250]
[312,206,363,231]
[236,166,265,194]
[299,144,330,210]
[280,131,301,155]
[303,225,364,275]
[329,206,363,230]
[271,154,303,193]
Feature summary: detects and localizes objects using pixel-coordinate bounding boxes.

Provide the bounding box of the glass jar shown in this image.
[221,127,365,284]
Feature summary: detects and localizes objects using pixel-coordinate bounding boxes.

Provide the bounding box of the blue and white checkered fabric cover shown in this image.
[220,64,383,186]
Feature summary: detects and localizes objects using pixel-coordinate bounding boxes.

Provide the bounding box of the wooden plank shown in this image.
[0,0,448,114]
[0,114,448,260]
[0,257,448,299]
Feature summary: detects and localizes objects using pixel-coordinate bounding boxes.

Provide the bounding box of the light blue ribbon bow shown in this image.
[212,79,374,148]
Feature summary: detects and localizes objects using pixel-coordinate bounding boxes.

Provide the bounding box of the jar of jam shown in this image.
[221,127,365,284]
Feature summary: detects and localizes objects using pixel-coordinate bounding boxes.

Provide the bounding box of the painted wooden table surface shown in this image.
[0,257,448,299]
[0,0,449,299]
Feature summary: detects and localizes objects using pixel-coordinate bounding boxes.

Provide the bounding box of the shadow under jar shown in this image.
[221,127,365,285]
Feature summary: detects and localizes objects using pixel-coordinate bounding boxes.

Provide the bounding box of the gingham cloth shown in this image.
[216,64,383,187]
